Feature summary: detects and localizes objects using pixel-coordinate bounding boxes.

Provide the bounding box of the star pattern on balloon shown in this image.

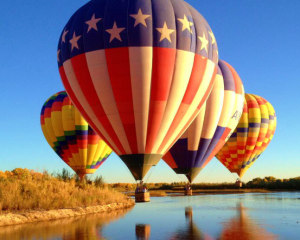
[57,49,60,62]
[130,8,151,27]
[61,29,68,43]
[177,15,193,33]
[69,32,81,51]
[198,33,208,53]
[59,4,218,64]
[105,22,125,42]
[85,14,102,32]
[156,22,175,42]
[209,31,216,45]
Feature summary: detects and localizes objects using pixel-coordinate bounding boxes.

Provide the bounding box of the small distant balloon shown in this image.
[216,94,277,178]
[40,91,112,179]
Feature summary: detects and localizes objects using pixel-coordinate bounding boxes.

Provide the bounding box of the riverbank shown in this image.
[0,207,133,240]
[0,201,134,227]
[0,168,135,226]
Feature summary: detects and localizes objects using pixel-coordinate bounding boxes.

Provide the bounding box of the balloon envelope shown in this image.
[216,94,277,178]
[163,60,244,182]
[57,0,218,180]
[40,91,112,177]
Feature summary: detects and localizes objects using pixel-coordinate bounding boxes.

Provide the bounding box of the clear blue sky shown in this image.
[0,0,299,183]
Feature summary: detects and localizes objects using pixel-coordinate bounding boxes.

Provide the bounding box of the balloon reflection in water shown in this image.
[136,224,151,240]
[219,203,277,240]
[170,207,213,240]
[169,205,277,240]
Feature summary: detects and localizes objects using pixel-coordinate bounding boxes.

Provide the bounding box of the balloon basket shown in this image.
[184,189,193,196]
[235,180,242,188]
[135,192,150,203]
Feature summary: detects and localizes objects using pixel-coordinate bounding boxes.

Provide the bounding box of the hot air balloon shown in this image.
[163,60,244,183]
[40,91,112,179]
[216,94,277,179]
[57,0,218,181]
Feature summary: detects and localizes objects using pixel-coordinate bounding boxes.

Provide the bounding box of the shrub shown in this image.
[94,176,104,188]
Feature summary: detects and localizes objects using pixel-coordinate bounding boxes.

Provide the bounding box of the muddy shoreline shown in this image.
[0,201,134,227]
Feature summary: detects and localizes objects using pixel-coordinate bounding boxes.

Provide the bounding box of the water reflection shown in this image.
[135,224,151,240]
[0,207,132,240]
[170,207,213,240]
[1,192,295,239]
[219,203,277,240]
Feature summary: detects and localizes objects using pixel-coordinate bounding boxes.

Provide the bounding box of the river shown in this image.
[0,192,299,239]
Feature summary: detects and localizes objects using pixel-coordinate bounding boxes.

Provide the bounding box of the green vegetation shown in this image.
[0,168,132,212]
[246,176,300,189]
[109,176,300,192]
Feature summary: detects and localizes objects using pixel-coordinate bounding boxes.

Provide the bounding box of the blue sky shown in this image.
[0,0,299,183]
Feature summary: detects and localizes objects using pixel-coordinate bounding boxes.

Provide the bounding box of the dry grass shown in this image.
[0,168,132,212]
[149,190,167,197]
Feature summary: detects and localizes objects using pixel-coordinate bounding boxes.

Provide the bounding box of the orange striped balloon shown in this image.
[216,94,277,178]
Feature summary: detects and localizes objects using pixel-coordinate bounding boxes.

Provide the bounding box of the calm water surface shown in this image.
[1,192,299,240]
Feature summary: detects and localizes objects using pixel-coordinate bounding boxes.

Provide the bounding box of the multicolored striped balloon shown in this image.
[57,0,218,180]
[40,91,112,179]
[163,60,244,182]
[216,94,277,178]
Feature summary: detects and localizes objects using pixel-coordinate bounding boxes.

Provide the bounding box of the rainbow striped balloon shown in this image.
[216,94,277,178]
[40,91,112,178]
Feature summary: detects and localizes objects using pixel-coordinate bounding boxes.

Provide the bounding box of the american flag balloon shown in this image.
[57,0,218,180]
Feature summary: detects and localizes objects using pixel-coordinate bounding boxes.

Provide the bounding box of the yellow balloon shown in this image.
[40,91,112,178]
[216,94,277,178]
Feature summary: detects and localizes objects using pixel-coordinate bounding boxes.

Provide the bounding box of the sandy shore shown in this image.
[0,201,134,227]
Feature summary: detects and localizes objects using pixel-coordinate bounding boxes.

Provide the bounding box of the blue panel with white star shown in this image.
[57,0,218,68]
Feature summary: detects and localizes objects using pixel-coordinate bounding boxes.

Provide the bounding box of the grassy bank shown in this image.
[0,168,133,212]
